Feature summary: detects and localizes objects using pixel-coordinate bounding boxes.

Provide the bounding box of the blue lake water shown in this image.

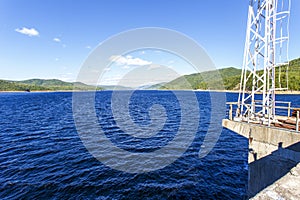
[1,91,298,199]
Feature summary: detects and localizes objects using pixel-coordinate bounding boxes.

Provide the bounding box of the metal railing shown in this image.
[226,101,299,132]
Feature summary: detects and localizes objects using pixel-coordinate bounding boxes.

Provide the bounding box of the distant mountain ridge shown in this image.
[0,79,102,91]
[100,85,133,90]
[161,67,242,90]
[161,57,300,91]
[1,58,299,91]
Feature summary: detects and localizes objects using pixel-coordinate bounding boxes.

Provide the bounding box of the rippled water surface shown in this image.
[0,91,254,199]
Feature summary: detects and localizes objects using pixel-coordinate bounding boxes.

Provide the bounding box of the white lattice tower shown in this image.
[236,0,290,124]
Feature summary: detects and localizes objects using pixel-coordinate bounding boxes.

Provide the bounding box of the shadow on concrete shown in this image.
[248,141,300,198]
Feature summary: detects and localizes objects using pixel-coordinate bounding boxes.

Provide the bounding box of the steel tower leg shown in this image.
[236,0,290,125]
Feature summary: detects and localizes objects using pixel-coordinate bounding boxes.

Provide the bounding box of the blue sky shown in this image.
[0,0,299,83]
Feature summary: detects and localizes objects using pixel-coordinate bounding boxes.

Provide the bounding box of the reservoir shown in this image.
[3,91,293,199]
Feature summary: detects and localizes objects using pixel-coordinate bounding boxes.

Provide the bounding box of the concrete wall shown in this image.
[222,119,300,199]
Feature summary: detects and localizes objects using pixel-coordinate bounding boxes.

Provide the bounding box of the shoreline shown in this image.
[1,89,300,95]
[196,89,300,95]
[0,90,73,93]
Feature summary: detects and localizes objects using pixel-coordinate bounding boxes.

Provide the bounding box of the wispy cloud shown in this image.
[85,45,91,49]
[59,72,75,82]
[99,74,122,85]
[168,60,175,64]
[15,27,39,37]
[122,65,130,69]
[53,37,61,42]
[110,55,152,67]
[103,67,111,71]
[147,64,162,70]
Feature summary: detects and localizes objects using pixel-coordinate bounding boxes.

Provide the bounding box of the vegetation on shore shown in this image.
[161,67,241,90]
[161,58,300,91]
[0,79,102,91]
[0,58,299,92]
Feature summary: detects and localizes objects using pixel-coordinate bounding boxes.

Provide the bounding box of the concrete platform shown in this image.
[251,162,300,200]
[222,119,300,199]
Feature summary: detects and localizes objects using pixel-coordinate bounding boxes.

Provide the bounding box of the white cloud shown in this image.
[147,64,162,70]
[122,65,130,69]
[86,45,91,49]
[53,37,61,42]
[15,27,39,37]
[103,67,111,71]
[168,60,175,64]
[109,55,152,66]
[59,72,75,82]
[99,74,122,85]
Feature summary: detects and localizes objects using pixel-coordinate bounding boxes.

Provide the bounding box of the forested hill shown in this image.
[0,79,102,91]
[161,58,300,91]
[1,58,299,92]
[161,67,242,90]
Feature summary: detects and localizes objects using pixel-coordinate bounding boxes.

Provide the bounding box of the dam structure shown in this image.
[222,0,300,199]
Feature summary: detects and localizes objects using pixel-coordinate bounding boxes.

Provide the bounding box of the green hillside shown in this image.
[0,80,48,91]
[275,58,300,90]
[19,79,73,87]
[100,85,133,90]
[1,58,299,92]
[162,67,242,90]
[162,58,300,91]
[0,79,102,91]
[240,58,300,91]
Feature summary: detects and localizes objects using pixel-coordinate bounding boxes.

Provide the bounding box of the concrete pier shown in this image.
[222,119,300,199]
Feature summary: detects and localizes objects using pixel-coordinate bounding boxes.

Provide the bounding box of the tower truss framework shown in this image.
[236,0,290,124]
